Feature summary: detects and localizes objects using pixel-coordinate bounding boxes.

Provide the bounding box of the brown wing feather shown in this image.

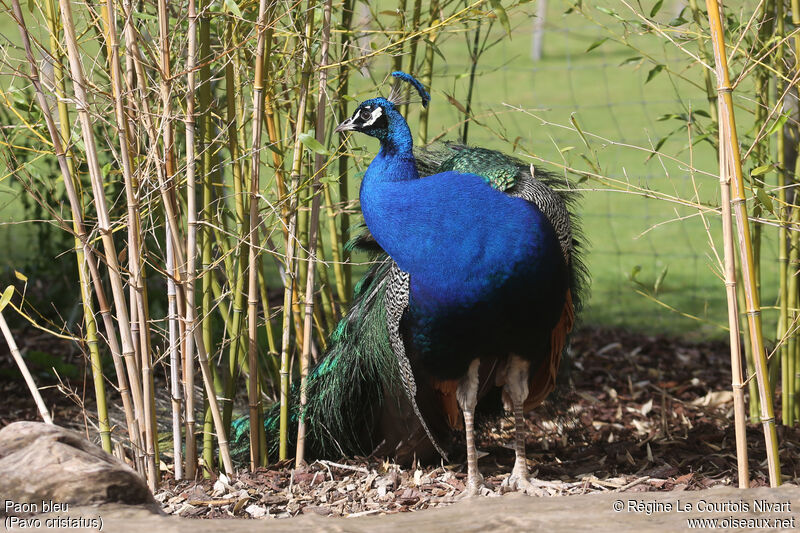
[524,288,574,410]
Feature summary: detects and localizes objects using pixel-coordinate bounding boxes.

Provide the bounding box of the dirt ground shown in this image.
[2,326,798,520]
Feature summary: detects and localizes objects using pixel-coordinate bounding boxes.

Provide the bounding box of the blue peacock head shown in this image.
[334,71,430,142]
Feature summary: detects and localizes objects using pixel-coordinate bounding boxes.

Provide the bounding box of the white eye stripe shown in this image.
[361,107,383,127]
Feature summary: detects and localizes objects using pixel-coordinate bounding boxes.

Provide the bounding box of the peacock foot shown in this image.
[502,473,539,495]
[457,472,490,499]
[500,461,542,496]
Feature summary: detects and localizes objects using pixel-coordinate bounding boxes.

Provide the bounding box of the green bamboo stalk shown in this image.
[686,0,718,123]
[750,1,773,343]
[460,17,481,144]
[705,0,781,487]
[280,0,317,460]
[789,0,800,425]
[774,0,791,426]
[78,246,111,452]
[336,0,355,302]
[323,174,348,308]
[392,0,408,73]
[246,0,273,470]
[402,0,423,118]
[417,0,439,144]
[297,0,332,467]
[199,69,216,477]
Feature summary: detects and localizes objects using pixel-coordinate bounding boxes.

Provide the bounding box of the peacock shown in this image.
[231,72,586,497]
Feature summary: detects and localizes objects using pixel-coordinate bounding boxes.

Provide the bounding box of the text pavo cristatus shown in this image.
[232,72,586,496]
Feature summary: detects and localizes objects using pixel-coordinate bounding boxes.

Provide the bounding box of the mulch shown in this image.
[2,326,798,519]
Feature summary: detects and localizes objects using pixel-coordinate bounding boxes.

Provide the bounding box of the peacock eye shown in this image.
[359,109,373,121]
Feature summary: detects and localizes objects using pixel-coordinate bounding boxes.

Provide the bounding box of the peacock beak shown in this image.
[334,117,355,133]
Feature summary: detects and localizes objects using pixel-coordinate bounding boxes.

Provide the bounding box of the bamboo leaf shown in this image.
[0,286,12,313]
[223,0,242,18]
[14,270,27,282]
[299,133,329,155]
[586,38,607,53]
[751,164,773,177]
[619,55,642,67]
[488,0,512,36]
[654,266,668,296]
[445,94,467,114]
[649,0,664,18]
[755,187,774,215]
[645,64,665,83]
[767,111,791,137]
[597,6,624,20]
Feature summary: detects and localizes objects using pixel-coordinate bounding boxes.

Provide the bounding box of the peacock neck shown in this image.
[363,119,419,185]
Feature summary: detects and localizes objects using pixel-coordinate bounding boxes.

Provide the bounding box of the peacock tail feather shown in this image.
[231,248,404,465]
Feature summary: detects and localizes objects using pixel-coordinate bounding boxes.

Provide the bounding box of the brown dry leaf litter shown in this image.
[154,327,800,519]
[2,326,799,519]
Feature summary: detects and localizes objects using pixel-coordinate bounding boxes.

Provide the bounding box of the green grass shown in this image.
[341,1,774,338]
[0,0,780,339]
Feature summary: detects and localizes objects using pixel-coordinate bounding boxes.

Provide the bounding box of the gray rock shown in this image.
[0,421,157,513]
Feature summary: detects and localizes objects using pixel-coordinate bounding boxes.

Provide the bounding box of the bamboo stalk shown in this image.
[297,0,332,467]
[705,0,781,487]
[0,311,53,425]
[43,0,111,453]
[280,0,317,460]
[119,0,233,474]
[717,104,750,489]
[77,244,112,452]
[402,0,423,118]
[167,222,183,479]
[336,0,355,303]
[417,0,439,144]
[56,0,154,481]
[774,0,792,426]
[461,17,481,144]
[246,0,273,470]
[199,53,216,475]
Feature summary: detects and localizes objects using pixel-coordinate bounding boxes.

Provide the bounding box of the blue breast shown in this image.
[360,169,567,378]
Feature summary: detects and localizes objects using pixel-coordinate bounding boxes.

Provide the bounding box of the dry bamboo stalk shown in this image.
[280,0,317,460]
[717,109,750,488]
[705,0,781,487]
[0,311,53,425]
[167,227,183,480]
[42,0,111,453]
[58,0,147,431]
[13,0,145,473]
[175,0,202,482]
[296,0,332,467]
[246,0,273,470]
[101,0,158,487]
[117,0,232,475]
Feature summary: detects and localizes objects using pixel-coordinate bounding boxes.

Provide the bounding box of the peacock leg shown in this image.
[504,354,536,494]
[457,358,485,497]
